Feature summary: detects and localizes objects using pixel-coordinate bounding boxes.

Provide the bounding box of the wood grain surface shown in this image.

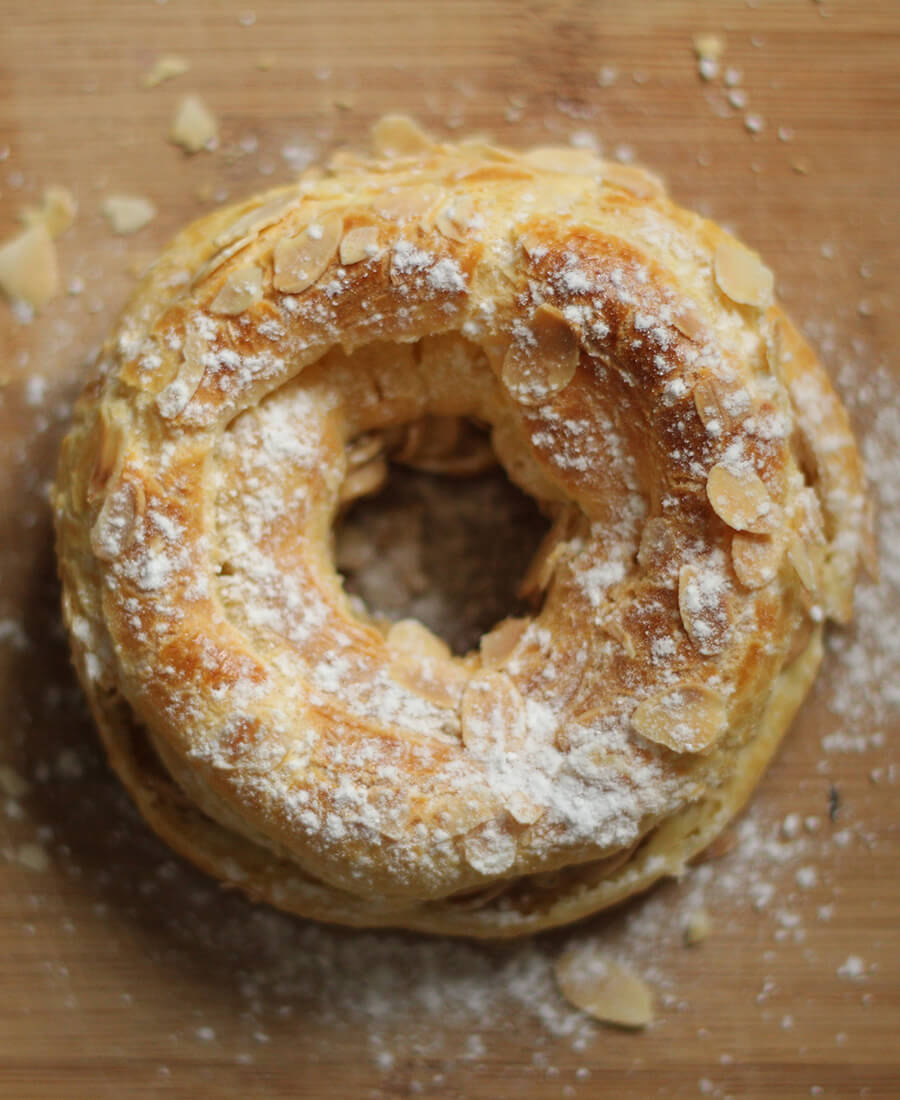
[1,1,898,1097]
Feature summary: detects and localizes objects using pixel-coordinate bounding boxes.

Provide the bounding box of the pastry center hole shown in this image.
[334,452,551,657]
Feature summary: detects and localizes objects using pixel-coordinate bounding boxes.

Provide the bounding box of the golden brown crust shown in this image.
[52,119,869,935]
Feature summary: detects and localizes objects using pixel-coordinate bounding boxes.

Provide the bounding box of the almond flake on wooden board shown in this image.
[714,238,774,308]
[555,948,654,1029]
[21,186,78,238]
[683,907,713,946]
[0,223,60,308]
[170,95,219,153]
[101,195,157,235]
[142,54,190,88]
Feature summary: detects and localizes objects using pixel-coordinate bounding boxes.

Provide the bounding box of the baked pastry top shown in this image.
[53,118,872,935]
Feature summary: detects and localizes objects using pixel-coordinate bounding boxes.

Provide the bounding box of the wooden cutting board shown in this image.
[1,1,897,1096]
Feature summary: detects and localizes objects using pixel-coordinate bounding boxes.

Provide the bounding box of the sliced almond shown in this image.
[373,184,441,222]
[88,413,125,503]
[522,146,602,177]
[732,531,784,589]
[518,507,577,599]
[435,194,479,241]
[170,95,218,153]
[366,785,411,841]
[631,684,727,754]
[505,789,545,826]
[480,617,529,669]
[339,225,381,265]
[714,238,774,308]
[602,162,665,199]
[0,223,59,307]
[338,454,387,505]
[21,186,78,238]
[156,324,209,419]
[213,192,300,251]
[386,619,451,662]
[91,478,142,561]
[273,212,343,293]
[464,818,517,875]
[461,670,526,757]
[370,114,435,157]
[555,949,654,1029]
[678,562,731,655]
[786,534,820,595]
[502,303,580,406]
[672,305,705,340]
[209,263,264,315]
[707,462,776,534]
[430,788,498,836]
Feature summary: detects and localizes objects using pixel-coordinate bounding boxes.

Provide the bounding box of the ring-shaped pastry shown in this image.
[53,119,871,935]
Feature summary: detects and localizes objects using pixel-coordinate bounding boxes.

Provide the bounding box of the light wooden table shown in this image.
[1,1,897,1096]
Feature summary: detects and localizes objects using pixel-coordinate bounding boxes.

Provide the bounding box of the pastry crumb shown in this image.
[683,908,713,946]
[21,185,78,238]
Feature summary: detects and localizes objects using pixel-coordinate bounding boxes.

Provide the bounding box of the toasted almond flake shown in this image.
[480,617,529,669]
[693,375,746,435]
[91,479,142,561]
[431,789,498,836]
[555,950,654,1029]
[101,194,157,235]
[273,212,342,292]
[714,238,774,308]
[213,192,299,250]
[464,819,517,875]
[631,684,727,754]
[502,303,579,406]
[787,534,819,594]
[156,324,208,419]
[142,54,190,88]
[338,454,387,505]
[373,184,440,222]
[435,194,479,241]
[386,619,451,662]
[339,225,381,265]
[370,114,434,157]
[0,223,59,308]
[707,462,776,534]
[389,652,468,710]
[21,186,78,238]
[683,907,713,946]
[505,790,545,825]
[210,263,264,314]
[366,786,411,841]
[678,562,731,655]
[522,146,601,176]
[519,507,576,599]
[732,531,784,588]
[602,162,665,199]
[170,95,219,153]
[88,413,125,501]
[673,306,704,340]
[16,842,49,873]
[0,765,29,799]
[461,670,526,756]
